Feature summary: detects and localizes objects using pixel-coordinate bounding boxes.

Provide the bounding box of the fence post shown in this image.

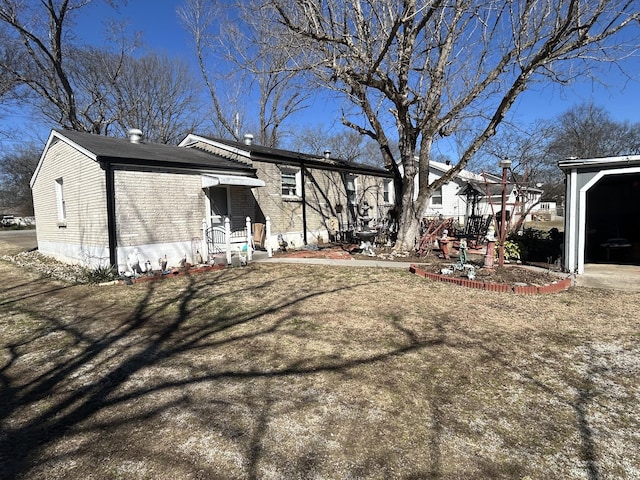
[266,216,272,257]
[201,218,209,263]
[246,216,253,261]
[224,217,232,265]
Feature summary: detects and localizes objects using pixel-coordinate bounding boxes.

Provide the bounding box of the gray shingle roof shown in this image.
[55,129,255,173]
[192,135,393,177]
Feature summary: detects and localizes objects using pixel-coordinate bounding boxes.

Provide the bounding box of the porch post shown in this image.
[224,217,232,265]
[201,218,209,262]
[266,216,273,258]
[246,216,253,261]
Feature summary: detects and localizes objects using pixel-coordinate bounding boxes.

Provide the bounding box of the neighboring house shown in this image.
[421,160,486,223]
[420,160,543,229]
[31,129,265,271]
[31,129,393,271]
[559,154,640,274]
[179,134,394,247]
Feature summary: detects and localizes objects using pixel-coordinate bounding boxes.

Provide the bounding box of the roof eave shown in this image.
[97,155,258,175]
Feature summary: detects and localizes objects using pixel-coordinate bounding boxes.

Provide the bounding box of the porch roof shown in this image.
[201,174,265,188]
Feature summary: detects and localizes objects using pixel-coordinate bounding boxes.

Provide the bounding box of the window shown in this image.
[281,167,301,197]
[55,177,66,222]
[346,175,357,205]
[383,179,394,204]
[430,186,443,206]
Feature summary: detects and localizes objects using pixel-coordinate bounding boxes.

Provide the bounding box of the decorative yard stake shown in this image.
[484,225,496,270]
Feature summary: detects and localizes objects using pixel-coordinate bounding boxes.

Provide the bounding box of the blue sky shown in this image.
[78,1,640,121]
[4,1,640,151]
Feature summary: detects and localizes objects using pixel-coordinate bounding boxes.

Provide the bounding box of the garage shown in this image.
[560,155,640,274]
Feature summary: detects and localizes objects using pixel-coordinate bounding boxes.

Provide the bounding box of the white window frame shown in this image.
[383,179,394,204]
[55,177,67,223]
[281,167,301,198]
[346,174,358,205]
[430,186,443,207]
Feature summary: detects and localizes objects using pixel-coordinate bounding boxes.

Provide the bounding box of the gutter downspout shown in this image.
[105,161,118,269]
[301,162,308,245]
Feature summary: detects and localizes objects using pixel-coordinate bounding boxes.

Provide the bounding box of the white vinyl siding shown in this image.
[31,138,109,265]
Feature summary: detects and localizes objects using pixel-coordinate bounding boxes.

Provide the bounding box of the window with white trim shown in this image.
[281,167,301,197]
[430,186,443,206]
[383,179,394,204]
[55,177,66,222]
[346,175,357,205]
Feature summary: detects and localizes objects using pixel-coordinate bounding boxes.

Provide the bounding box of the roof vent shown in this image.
[128,128,143,144]
[323,150,331,159]
[243,133,254,146]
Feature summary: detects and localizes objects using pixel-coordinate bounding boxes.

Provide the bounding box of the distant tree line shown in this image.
[477,102,640,194]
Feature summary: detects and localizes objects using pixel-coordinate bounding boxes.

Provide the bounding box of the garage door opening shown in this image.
[585,173,640,265]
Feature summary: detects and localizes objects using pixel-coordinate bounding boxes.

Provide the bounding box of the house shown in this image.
[421,160,486,223]
[179,133,394,247]
[559,154,640,274]
[420,160,543,230]
[31,129,265,272]
[31,129,393,271]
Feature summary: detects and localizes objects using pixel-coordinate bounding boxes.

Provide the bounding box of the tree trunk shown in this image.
[394,170,422,252]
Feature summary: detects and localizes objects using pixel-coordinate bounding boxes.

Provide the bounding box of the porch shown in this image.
[202,216,273,266]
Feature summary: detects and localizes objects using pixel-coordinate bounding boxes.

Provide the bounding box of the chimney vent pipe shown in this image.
[128,128,143,144]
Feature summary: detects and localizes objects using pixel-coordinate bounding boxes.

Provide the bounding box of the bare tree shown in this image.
[0,1,204,143]
[289,125,385,166]
[178,0,309,147]
[0,28,20,100]
[546,102,640,161]
[481,101,640,186]
[0,142,39,215]
[263,0,640,251]
[0,0,121,133]
[110,52,204,144]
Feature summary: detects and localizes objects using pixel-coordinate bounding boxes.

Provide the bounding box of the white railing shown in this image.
[202,216,253,265]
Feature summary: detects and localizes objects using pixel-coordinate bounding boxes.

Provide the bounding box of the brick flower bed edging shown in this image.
[409,264,572,294]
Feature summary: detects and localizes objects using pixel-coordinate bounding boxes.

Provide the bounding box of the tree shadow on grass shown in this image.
[459,332,605,480]
[0,265,447,479]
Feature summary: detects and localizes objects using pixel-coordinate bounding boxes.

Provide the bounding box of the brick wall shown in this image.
[114,170,204,246]
[252,160,392,244]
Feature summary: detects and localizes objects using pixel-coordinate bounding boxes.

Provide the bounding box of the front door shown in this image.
[208,187,229,226]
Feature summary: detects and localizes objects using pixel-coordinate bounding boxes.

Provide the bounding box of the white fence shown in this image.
[202,216,274,265]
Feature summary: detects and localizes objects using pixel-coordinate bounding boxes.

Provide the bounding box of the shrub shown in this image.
[495,240,521,262]
[508,228,563,262]
[85,265,119,284]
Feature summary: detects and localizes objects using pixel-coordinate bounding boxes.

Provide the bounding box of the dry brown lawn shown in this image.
[1,241,639,479]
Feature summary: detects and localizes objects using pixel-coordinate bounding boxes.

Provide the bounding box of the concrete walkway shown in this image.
[576,264,640,292]
[253,251,414,269]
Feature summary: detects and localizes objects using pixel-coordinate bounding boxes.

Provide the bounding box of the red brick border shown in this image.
[409,264,572,294]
